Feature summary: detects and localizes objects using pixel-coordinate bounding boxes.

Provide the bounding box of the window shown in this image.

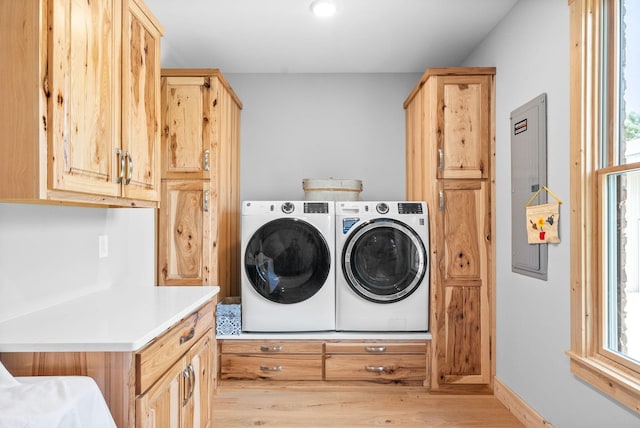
[569,0,640,413]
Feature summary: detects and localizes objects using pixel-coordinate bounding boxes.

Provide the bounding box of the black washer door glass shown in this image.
[343,219,426,303]
[245,218,331,304]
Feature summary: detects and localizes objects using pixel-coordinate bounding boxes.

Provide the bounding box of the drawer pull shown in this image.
[180,328,195,344]
[364,346,387,353]
[260,365,283,372]
[365,365,388,373]
[260,345,283,352]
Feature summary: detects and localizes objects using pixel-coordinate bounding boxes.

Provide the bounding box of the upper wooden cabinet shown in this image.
[405,69,492,181]
[405,67,495,392]
[121,0,163,202]
[0,0,162,207]
[161,70,243,180]
[158,69,242,298]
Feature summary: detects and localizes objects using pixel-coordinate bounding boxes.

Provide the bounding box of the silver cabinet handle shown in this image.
[186,363,195,402]
[260,345,283,352]
[203,190,209,212]
[438,148,444,172]
[365,365,387,373]
[180,327,195,344]
[203,149,210,171]
[364,346,386,353]
[260,365,283,372]
[116,149,125,184]
[439,189,445,211]
[182,367,191,406]
[125,151,133,185]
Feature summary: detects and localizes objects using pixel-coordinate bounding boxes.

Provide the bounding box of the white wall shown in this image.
[226,73,420,202]
[464,0,640,426]
[0,204,155,322]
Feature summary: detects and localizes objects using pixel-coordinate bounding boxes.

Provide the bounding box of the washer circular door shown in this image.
[342,218,427,303]
[244,218,331,304]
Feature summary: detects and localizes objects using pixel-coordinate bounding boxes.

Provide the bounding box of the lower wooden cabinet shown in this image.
[136,331,213,428]
[136,356,183,427]
[220,341,323,380]
[324,342,428,385]
[219,340,429,385]
[0,301,215,428]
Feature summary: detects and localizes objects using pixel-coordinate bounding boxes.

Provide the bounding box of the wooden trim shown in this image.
[568,0,640,414]
[489,72,497,393]
[130,0,164,34]
[161,68,243,109]
[403,67,496,108]
[568,352,640,413]
[493,377,553,428]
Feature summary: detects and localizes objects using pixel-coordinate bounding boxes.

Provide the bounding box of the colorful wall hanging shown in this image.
[525,186,562,244]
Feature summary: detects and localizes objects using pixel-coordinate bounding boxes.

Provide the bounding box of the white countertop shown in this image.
[0,286,219,353]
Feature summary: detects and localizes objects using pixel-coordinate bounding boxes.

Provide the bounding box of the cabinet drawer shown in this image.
[221,355,323,380]
[324,354,426,382]
[325,342,426,354]
[221,340,323,354]
[136,302,214,394]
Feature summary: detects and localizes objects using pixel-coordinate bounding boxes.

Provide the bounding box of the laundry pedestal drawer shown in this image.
[324,341,429,385]
[220,341,323,380]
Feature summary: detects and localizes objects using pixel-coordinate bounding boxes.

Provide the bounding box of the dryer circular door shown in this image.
[342,218,427,303]
[244,218,331,304]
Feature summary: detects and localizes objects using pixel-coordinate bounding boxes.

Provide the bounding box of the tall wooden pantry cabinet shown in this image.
[404,67,495,392]
[157,69,242,299]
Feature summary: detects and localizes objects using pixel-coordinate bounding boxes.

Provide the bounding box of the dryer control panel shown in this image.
[397,202,424,214]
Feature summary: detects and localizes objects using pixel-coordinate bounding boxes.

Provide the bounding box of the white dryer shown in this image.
[336,201,429,331]
[241,201,335,332]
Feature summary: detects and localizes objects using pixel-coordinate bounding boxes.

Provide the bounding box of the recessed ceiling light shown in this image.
[310,0,336,18]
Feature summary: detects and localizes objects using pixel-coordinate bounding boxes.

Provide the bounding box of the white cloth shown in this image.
[0,374,116,428]
[0,362,19,387]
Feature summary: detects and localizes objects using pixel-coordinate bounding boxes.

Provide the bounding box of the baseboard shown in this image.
[494,376,553,428]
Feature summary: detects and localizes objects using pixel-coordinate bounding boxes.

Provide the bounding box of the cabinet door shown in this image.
[158,180,214,286]
[431,180,491,387]
[48,0,120,197]
[161,75,215,178]
[121,0,161,202]
[136,356,184,428]
[183,331,214,428]
[433,75,491,180]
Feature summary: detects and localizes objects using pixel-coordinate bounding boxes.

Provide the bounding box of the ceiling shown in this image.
[144,0,518,73]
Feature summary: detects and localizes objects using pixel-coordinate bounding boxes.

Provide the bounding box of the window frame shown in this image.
[568,0,640,414]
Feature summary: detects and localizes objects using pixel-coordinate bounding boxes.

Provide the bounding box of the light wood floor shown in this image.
[213,381,524,427]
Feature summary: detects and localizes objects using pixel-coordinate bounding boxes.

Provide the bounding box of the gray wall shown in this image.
[463,0,640,426]
[226,73,420,202]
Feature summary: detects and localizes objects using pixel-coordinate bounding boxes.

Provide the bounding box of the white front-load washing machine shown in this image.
[336,201,429,331]
[241,200,335,332]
